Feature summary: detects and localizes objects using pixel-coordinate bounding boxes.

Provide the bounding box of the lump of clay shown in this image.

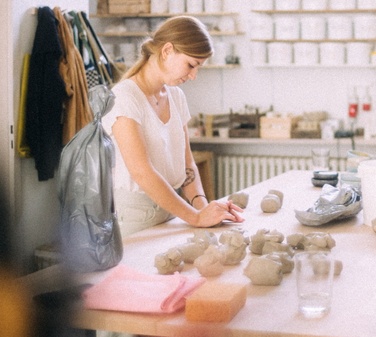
[194,245,224,277]
[219,233,247,265]
[264,252,294,273]
[176,241,207,264]
[177,230,219,263]
[286,231,336,251]
[228,192,249,209]
[268,189,284,206]
[286,233,305,249]
[188,230,218,247]
[154,247,184,275]
[311,255,343,276]
[249,229,284,255]
[261,194,281,213]
[303,232,336,251]
[244,256,283,286]
[261,241,294,257]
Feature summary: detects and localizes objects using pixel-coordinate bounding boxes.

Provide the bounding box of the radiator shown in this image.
[216,155,347,198]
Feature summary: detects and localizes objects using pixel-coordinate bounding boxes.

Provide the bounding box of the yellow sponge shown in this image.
[185,282,247,322]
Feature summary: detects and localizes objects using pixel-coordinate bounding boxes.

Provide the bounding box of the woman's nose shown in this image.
[188,67,199,81]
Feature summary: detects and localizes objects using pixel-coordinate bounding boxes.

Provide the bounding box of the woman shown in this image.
[102,16,244,238]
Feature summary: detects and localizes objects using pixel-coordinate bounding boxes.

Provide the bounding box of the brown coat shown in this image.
[53,7,93,145]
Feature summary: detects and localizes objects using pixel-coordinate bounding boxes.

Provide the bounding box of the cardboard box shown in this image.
[260,115,300,139]
[108,0,150,14]
[229,113,264,138]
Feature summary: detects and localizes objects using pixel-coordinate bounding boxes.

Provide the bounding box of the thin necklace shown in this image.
[135,72,160,106]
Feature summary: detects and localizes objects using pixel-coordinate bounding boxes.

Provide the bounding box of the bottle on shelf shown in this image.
[347,86,359,132]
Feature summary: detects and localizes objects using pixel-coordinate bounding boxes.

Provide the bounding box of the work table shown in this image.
[20,170,376,337]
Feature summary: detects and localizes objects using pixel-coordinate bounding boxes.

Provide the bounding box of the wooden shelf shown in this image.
[202,64,240,69]
[91,12,239,18]
[252,9,376,14]
[251,39,376,43]
[252,64,376,68]
[99,30,244,38]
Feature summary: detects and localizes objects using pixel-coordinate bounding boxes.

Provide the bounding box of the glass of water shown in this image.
[295,251,334,318]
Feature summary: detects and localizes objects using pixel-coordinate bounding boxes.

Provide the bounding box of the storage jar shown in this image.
[249,15,274,40]
[275,0,300,10]
[302,0,327,10]
[186,0,203,13]
[250,42,267,65]
[353,16,376,39]
[268,42,292,65]
[204,0,222,12]
[301,16,326,40]
[357,0,376,8]
[168,0,185,13]
[294,43,319,65]
[320,43,345,65]
[347,43,372,65]
[251,0,274,10]
[274,17,300,40]
[327,16,352,40]
[151,0,168,13]
[329,0,356,9]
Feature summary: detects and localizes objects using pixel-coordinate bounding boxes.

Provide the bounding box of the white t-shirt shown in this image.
[102,79,191,193]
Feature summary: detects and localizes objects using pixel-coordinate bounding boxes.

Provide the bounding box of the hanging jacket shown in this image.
[53,7,93,145]
[26,6,66,181]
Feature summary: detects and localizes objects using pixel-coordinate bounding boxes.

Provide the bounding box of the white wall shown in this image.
[181,0,376,124]
[10,0,89,273]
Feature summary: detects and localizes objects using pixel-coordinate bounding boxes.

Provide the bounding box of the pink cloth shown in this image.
[83,264,206,313]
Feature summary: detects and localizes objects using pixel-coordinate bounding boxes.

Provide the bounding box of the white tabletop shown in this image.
[21,170,376,337]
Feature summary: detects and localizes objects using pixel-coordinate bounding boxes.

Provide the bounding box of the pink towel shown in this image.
[83,264,206,313]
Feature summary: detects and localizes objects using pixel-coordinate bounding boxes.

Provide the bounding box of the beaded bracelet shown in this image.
[190,194,208,206]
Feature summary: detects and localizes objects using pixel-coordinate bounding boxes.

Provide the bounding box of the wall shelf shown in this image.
[91,12,239,18]
[252,9,376,14]
[99,30,244,38]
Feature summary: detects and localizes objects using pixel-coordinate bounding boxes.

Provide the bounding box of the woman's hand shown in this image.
[193,200,245,228]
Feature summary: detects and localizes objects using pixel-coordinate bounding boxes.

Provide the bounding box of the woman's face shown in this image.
[162,44,207,86]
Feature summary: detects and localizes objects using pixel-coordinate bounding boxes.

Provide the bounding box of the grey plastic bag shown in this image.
[57,85,123,272]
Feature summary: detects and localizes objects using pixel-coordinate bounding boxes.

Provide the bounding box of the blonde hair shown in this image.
[124,16,213,79]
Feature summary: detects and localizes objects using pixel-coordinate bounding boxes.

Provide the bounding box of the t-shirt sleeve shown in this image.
[102,82,143,136]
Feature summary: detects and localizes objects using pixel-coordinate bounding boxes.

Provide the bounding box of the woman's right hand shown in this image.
[193,200,244,228]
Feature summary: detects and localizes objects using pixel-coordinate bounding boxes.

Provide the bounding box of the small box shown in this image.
[260,115,300,139]
[108,0,150,14]
[229,113,264,138]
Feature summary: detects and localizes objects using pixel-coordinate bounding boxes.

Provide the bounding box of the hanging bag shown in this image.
[57,85,123,272]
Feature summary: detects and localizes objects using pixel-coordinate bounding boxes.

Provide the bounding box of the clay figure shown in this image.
[154,247,184,275]
[175,240,208,263]
[286,232,305,249]
[264,252,294,273]
[261,241,295,257]
[244,255,283,286]
[249,229,284,255]
[176,230,219,263]
[261,194,281,213]
[303,232,336,251]
[228,192,249,209]
[268,189,284,206]
[194,245,225,277]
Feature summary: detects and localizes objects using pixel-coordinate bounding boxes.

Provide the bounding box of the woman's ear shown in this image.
[161,42,174,60]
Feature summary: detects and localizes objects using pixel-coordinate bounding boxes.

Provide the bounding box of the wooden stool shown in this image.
[192,151,215,201]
